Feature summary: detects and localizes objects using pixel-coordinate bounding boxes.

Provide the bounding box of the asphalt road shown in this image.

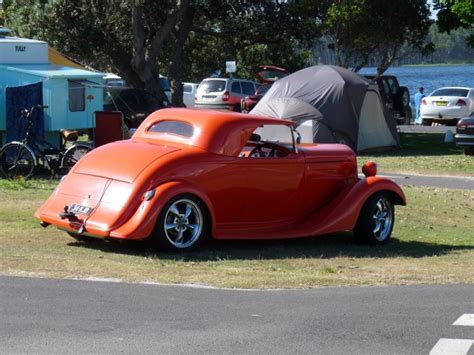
[1,276,473,354]
[376,172,474,190]
[397,125,456,134]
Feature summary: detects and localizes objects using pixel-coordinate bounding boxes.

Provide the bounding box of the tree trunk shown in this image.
[376,44,398,75]
[130,2,167,102]
[129,0,190,103]
[169,6,195,107]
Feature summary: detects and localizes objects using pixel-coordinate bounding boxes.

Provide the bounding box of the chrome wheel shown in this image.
[354,192,395,245]
[163,198,203,249]
[372,197,393,242]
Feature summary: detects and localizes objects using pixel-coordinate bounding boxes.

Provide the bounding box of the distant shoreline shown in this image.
[400,63,474,67]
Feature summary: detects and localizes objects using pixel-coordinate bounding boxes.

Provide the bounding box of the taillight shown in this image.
[456,99,467,106]
[222,91,230,102]
[421,98,427,105]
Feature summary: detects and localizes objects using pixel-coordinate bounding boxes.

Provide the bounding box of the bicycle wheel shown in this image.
[59,143,92,175]
[0,142,36,180]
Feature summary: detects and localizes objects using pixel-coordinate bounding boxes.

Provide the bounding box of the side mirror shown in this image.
[249,133,261,142]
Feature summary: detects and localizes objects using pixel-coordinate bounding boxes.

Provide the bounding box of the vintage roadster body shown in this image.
[35,108,406,251]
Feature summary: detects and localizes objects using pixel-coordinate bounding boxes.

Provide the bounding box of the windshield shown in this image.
[255,124,295,146]
[198,79,226,93]
[431,88,469,97]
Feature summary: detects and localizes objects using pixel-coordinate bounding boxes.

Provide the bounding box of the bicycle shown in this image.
[0,105,93,180]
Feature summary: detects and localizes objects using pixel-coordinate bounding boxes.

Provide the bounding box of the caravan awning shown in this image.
[48,47,84,69]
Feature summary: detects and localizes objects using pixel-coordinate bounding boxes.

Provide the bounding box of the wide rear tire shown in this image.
[152,194,210,252]
[354,192,394,245]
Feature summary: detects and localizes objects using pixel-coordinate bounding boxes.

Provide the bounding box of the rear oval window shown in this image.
[149,120,194,138]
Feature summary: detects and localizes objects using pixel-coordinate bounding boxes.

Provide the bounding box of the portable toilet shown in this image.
[0,29,104,146]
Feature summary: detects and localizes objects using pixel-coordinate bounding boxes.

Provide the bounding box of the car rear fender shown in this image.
[301,177,406,235]
[109,180,216,240]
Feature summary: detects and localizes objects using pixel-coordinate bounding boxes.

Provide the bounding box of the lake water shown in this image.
[359,65,474,105]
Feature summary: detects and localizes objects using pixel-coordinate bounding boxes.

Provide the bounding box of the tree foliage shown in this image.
[3,0,322,105]
[323,0,433,74]
[4,0,191,102]
[3,0,455,101]
[433,0,474,47]
[423,24,474,63]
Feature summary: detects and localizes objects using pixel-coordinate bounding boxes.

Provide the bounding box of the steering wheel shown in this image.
[248,142,291,158]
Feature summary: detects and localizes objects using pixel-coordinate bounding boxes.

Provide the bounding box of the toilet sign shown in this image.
[225,61,236,73]
[0,38,48,64]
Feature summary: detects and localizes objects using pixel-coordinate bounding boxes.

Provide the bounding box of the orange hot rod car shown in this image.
[35,108,406,251]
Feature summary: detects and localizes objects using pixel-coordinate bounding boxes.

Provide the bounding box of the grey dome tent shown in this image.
[250,65,400,152]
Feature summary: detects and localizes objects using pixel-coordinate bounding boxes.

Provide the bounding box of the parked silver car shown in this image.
[194,78,257,111]
[183,82,199,108]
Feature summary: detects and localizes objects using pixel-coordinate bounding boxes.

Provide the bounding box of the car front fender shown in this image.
[299,176,406,236]
[109,180,216,240]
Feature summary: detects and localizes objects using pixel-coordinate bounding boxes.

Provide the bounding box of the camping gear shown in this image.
[250,65,400,152]
[5,82,44,144]
[94,111,125,147]
[0,32,104,147]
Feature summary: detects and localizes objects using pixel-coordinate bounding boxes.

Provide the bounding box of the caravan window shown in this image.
[68,80,85,112]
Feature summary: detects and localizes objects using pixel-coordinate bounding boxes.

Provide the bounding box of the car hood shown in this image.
[73,140,180,183]
[300,144,356,163]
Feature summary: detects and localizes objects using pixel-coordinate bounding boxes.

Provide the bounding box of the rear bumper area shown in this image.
[34,172,162,241]
[34,173,131,239]
[421,109,469,120]
[35,209,112,238]
[194,103,236,111]
[455,134,474,147]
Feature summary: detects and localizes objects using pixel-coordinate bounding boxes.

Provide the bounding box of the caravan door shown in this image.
[66,79,103,130]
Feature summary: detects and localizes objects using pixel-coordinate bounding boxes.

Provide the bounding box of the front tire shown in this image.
[354,192,394,245]
[464,147,474,156]
[152,194,209,252]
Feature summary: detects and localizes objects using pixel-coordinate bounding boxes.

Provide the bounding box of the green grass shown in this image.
[358,133,474,175]
[1,179,473,289]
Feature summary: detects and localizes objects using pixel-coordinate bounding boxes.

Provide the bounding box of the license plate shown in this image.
[435,101,447,106]
[69,204,93,215]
